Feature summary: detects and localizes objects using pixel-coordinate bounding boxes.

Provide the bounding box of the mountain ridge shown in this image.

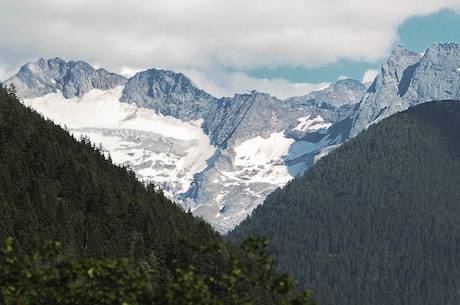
[8,57,127,99]
[4,42,460,232]
[351,42,460,136]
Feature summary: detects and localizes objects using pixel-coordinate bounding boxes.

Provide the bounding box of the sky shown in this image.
[1,0,460,99]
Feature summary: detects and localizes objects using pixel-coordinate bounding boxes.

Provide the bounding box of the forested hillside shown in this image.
[0,84,221,261]
[228,100,460,305]
[0,84,315,305]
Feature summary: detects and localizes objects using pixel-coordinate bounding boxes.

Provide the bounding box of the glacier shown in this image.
[22,87,216,200]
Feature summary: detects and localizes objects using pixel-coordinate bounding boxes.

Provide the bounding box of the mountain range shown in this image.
[4,42,460,233]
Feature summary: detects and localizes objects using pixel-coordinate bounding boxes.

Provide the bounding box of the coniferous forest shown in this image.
[0,84,316,305]
[228,100,460,305]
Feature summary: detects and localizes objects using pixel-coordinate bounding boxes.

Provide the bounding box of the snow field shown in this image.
[226,132,294,185]
[293,115,332,132]
[22,87,216,200]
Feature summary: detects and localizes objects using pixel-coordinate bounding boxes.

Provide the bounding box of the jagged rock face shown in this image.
[5,42,460,233]
[350,46,423,136]
[405,43,460,103]
[6,57,127,99]
[351,43,460,137]
[120,69,216,121]
[208,92,291,147]
[118,72,368,232]
[286,79,366,139]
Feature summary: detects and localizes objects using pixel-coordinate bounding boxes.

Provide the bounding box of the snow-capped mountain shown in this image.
[7,57,127,98]
[116,71,365,232]
[5,42,460,233]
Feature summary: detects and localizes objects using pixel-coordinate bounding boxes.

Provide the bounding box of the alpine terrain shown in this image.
[4,42,460,233]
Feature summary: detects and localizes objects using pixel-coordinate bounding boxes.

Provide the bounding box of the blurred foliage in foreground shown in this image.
[0,236,317,305]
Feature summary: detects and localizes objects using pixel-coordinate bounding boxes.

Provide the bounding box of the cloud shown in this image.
[362,69,380,83]
[1,0,459,97]
[0,65,17,83]
[0,66,8,82]
[178,68,329,99]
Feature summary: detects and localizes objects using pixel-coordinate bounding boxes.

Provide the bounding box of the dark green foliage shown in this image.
[228,100,460,305]
[0,237,154,305]
[0,85,315,304]
[161,236,317,305]
[1,236,317,305]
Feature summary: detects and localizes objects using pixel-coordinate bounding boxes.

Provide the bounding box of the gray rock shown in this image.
[120,68,216,121]
[350,46,422,136]
[405,43,460,103]
[351,43,460,137]
[5,57,127,99]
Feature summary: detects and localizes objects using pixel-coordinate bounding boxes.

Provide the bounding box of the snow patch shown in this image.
[293,115,332,132]
[225,132,294,185]
[284,135,338,176]
[26,62,40,74]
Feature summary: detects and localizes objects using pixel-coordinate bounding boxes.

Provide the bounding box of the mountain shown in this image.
[5,59,364,233]
[6,57,127,99]
[351,43,460,136]
[185,82,364,232]
[120,68,216,121]
[227,100,460,305]
[4,42,460,233]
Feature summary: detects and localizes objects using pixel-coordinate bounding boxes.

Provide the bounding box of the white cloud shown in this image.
[119,66,141,78]
[362,69,380,83]
[0,65,17,82]
[1,0,459,95]
[178,68,329,99]
[0,66,9,82]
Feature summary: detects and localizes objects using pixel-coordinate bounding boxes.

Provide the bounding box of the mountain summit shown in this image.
[351,43,460,136]
[120,68,216,121]
[7,57,127,99]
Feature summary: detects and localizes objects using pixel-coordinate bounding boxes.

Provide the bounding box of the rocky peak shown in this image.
[5,57,127,99]
[367,45,422,95]
[351,43,460,137]
[293,78,366,108]
[404,43,460,102]
[201,90,287,147]
[349,46,422,136]
[120,68,216,121]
